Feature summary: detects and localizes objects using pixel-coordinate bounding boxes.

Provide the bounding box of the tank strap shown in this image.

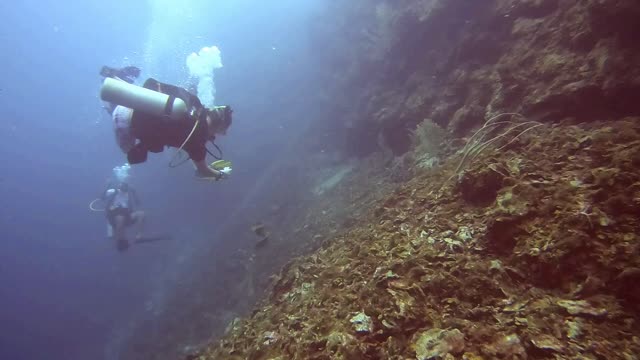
[164,95,176,115]
[144,78,204,117]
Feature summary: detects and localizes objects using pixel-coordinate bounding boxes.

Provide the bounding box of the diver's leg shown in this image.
[106,223,113,238]
[131,211,145,239]
[113,106,135,153]
[113,215,129,251]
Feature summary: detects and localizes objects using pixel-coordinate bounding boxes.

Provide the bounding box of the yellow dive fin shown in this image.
[210,159,232,170]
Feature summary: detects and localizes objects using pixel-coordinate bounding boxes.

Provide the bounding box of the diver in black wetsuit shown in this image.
[100,66,234,180]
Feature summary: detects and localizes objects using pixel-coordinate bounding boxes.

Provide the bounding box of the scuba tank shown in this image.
[100,78,188,120]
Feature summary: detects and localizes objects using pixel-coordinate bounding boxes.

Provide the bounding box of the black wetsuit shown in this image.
[127,78,209,164]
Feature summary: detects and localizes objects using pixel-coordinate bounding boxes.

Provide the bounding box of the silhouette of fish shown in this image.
[251,222,270,248]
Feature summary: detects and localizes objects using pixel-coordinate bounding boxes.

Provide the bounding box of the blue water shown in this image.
[0,0,322,358]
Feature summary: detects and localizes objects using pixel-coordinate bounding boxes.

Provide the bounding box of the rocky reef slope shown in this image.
[197,117,640,359]
[192,0,640,359]
[129,0,640,358]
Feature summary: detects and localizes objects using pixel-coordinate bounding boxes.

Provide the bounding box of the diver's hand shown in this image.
[195,168,227,181]
[211,167,232,181]
[193,160,223,181]
[219,166,232,177]
[195,169,218,181]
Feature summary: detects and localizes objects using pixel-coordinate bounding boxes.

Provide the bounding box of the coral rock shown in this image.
[413,328,465,360]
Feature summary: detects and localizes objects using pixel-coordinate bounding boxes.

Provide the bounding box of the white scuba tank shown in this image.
[100,77,188,120]
[110,190,130,210]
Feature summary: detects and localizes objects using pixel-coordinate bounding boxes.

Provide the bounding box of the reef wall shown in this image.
[201,118,640,359]
[308,0,640,156]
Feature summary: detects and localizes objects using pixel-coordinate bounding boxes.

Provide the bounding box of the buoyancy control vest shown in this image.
[126,78,208,164]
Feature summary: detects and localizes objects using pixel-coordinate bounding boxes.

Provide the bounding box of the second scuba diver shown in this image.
[100,66,233,180]
[102,181,145,252]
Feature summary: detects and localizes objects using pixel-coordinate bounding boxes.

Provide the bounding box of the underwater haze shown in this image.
[0,0,322,359]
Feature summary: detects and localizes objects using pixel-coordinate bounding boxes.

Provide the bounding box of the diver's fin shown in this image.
[100,65,117,78]
[121,66,141,79]
[134,235,172,244]
[116,238,130,252]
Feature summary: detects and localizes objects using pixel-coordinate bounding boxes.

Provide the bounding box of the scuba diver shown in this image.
[99,65,233,181]
[102,181,145,252]
[90,164,171,252]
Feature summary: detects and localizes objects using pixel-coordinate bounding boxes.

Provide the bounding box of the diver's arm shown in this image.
[101,189,116,210]
[101,187,115,201]
[103,102,116,115]
[101,178,118,197]
[193,159,223,179]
